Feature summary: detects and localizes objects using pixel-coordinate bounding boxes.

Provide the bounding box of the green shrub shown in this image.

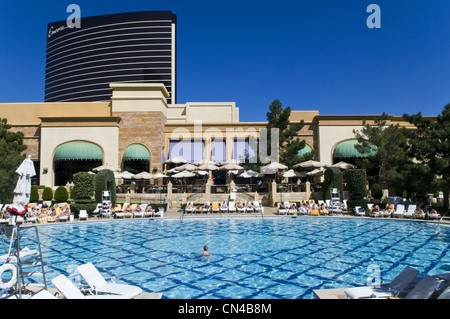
[70,199,98,218]
[72,171,95,200]
[371,183,383,200]
[94,169,116,204]
[30,185,39,202]
[42,187,53,201]
[323,167,344,200]
[345,169,367,200]
[54,186,69,203]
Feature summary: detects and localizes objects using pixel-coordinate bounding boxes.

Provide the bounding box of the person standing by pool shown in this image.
[163,195,169,213]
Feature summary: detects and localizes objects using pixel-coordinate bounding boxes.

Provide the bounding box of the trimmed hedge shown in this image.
[323,167,343,200]
[42,187,53,201]
[94,169,116,204]
[30,185,39,202]
[54,186,69,203]
[345,169,368,210]
[70,199,97,218]
[371,183,383,200]
[72,171,95,200]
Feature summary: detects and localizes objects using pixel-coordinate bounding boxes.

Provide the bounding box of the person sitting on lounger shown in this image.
[220,201,228,210]
[319,203,329,215]
[186,202,194,210]
[310,203,320,216]
[245,201,254,210]
[236,201,244,209]
[134,205,142,214]
[203,203,211,210]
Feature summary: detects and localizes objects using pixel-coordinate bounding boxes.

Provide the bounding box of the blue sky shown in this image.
[0,0,449,122]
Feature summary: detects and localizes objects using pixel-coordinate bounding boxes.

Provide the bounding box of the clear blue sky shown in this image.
[0,0,449,122]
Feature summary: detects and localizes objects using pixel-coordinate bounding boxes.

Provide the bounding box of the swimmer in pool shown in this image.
[202,245,211,257]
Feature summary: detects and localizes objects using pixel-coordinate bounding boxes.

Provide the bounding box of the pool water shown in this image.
[20,217,450,299]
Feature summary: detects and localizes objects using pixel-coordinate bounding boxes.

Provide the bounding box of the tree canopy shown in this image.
[0,118,27,203]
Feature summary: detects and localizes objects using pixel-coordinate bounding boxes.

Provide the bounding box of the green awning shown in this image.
[333,139,377,159]
[297,144,313,159]
[123,144,150,161]
[54,141,103,161]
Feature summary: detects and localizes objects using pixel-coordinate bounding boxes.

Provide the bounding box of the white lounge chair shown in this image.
[202,202,211,214]
[438,285,450,299]
[78,210,88,221]
[154,208,164,217]
[76,262,142,299]
[253,201,261,213]
[185,202,194,214]
[344,266,419,299]
[403,205,416,218]
[236,202,246,213]
[354,206,366,216]
[30,289,58,299]
[228,201,236,213]
[276,202,288,215]
[393,204,405,218]
[133,204,145,218]
[51,274,127,299]
[219,202,228,213]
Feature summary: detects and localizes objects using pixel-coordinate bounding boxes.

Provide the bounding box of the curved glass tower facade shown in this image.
[45,11,177,104]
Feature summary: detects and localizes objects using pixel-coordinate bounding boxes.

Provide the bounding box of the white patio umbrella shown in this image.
[134,171,154,179]
[172,170,196,178]
[196,170,209,176]
[197,163,220,171]
[307,168,325,177]
[220,163,244,171]
[194,159,217,166]
[153,173,168,178]
[332,161,356,170]
[293,160,326,169]
[177,163,198,171]
[115,171,135,179]
[261,162,288,171]
[165,156,188,164]
[167,168,180,174]
[283,169,301,178]
[6,155,36,216]
[93,164,121,172]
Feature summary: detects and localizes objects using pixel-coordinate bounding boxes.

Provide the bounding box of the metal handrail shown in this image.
[438,210,450,231]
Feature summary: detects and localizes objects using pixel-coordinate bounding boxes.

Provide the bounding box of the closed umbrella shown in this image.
[6,155,36,216]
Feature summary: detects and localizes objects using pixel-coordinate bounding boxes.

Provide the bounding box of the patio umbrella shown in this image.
[220,163,244,171]
[283,169,301,178]
[307,168,325,177]
[196,170,209,176]
[220,159,241,165]
[177,163,198,171]
[293,160,326,169]
[115,171,135,179]
[153,173,168,178]
[198,163,220,171]
[194,159,217,166]
[165,156,188,164]
[261,162,288,171]
[172,171,196,178]
[134,171,154,179]
[6,155,36,216]
[332,161,356,170]
[167,168,179,174]
[93,164,121,172]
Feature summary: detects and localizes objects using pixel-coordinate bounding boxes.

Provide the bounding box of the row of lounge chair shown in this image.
[344,266,450,299]
[358,203,442,219]
[184,201,263,214]
[101,203,165,219]
[32,262,146,299]
[276,200,347,216]
[0,203,71,225]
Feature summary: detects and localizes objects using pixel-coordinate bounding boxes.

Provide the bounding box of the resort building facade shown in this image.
[3,82,415,191]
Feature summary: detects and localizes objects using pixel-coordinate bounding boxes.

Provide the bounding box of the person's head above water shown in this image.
[203,245,208,251]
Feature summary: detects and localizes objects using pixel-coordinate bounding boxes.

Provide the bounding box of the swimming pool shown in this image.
[20,217,450,299]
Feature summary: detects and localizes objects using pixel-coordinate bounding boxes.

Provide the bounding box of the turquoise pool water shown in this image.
[20,217,450,299]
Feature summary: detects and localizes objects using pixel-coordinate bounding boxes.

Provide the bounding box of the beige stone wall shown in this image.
[114,111,167,173]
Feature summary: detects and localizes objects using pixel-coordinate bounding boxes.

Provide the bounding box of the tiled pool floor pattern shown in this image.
[20,218,450,299]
